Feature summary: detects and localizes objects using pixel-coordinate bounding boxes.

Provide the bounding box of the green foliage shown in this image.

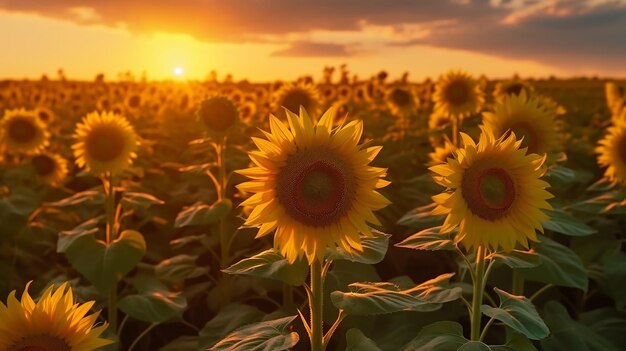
[208,316,299,351]
[481,288,549,340]
[223,249,309,286]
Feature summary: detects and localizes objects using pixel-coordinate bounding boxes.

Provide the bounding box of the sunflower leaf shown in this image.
[208,316,299,351]
[118,277,187,323]
[481,288,549,340]
[345,329,382,351]
[395,226,455,251]
[399,321,468,351]
[542,209,597,236]
[174,199,232,227]
[223,249,309,286]
[327,230,391,264]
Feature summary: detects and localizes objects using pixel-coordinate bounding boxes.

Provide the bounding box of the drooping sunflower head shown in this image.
[0,109,49,155]
[273,83,321,120]
[493,79,534,101]
[30,152,69,186]
[385,86,419,116]
[237,107,391,263]
[72,111,138,176]
[0,282,114,351]
[430,128,553,252]
[596,120,626,185]
[196,96,240,135]
[482,92,561,158]
[433,70,485,118]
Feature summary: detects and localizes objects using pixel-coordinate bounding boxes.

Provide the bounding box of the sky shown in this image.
[1,0,625,81]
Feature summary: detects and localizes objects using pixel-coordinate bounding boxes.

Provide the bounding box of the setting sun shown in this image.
[173,66,184,77]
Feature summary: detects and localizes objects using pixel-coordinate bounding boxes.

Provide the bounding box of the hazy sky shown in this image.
[1,0,625,81]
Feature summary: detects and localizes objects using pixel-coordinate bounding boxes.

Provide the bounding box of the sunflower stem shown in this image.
[451,114,460,147]
[470,245,486,341]
[512,269,524,295]
[104,172,118,334]
[309,259,324,351]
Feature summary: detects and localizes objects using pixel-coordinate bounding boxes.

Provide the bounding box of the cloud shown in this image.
[1,0,625,74]
[271,41,357,57]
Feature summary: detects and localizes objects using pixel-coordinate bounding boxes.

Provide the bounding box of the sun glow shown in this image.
[174,66,184,77]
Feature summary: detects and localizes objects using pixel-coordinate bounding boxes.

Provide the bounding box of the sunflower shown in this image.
[273,83,321,120]
[72,111,138,176]
[482,92,560,157]
[428,137,456,166]
[196,96,240,135]
[337,85,353,102]
[0,282,113,351]
[385,85,419,116]
[0,109,49,155]
[428,109,451,147]
[433,70,485,118]
[493,79,534,101]
[605,82,624,117]
[237,107,390,263]
[34,107,56,124]
[596,120,626,184]
[430,128,553,251]
[30,152,69,186]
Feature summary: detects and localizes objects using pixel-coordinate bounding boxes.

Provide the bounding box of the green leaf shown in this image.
[175,199,232,227]
[604,253,626,309]
[327,230,390,264]
[491,250,541,269]
[331,273,461,316]
[345,329,382,351]
[519,235,588,290]
[58,229,146,293]
[118,279,185,322]
[208,316,299,351]
[567,191,626,215]
[159,336,198,351]
[118,277,187,323]
[155,254,209,282]
[395,226,455,251]
[397,203,446,229]
[48,190,104,207]
[545,164,576,184]
[491,330,538,351]
[541,301,620,351]
[223,249,308,286]
[198,304,265,349]
[481,288,549,340]
[400,321,467,351]
[459,341,492,351]
[542,209,597,236]
[122,191,164,209]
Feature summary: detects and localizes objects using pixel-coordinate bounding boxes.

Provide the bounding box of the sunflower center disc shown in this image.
[508,121,537,154]
[277,151,354,227]
[85,125,126,162]
[282,90,311,114]
[445,80,470,106]
[32,155,56,176]
[391,89,411,107]
[462,166,516,221]
[199,99,238,132]
[128,95,141,108]
[8,118,37,143]
[8,334,71,351]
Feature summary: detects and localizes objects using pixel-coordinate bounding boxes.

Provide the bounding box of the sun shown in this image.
[173,66,184,77]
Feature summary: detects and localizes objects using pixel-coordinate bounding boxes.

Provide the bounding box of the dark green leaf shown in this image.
[156,254,209,282]
[481,288,549,340]
[118,277,187,323]
[208,316,299,351]
[198,304,265,349]
[459,341,492,351]
[400,321,467,351]
[345,328,382,351]
[395,226,455,251]
[223,249,308,286]
[542,209,596,236]
[491,250,541,269]
[175,199,232,227]
[327,230,390,264]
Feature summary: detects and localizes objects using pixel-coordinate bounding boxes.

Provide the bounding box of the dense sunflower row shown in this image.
[0,71,624,350]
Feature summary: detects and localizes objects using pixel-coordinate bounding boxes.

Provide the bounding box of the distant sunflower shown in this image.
[73,111,138,176]
[385,86,419,116]
[35,107,56,124]
[0,109,49,154]
[428,109,452,147]
[493,79,534,101]
[237,107,390,263]
[596,120,626,184]
[125,93,142,110]
[273,83,321,120]
[30,152,69,186]
[239,101,258,123]
[0,282,113,351]
[428,137,456,166]
[605,82,624,117]
[482,92,560,157]
[430,128,553,251]
[337,85,353,102]
[433,70,485,118]
[196,96,240,135]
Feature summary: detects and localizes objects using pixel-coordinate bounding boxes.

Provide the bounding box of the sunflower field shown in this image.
[1,71,625,351]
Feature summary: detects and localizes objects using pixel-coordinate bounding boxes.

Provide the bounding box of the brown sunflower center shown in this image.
[32,155,56,176]
[8,118,37,143]
[37,110,51,122]
[8,334,71,351]
[276,149,355,227]
[462,165,517,221]
[85,125,126,162]
[128,95,141,108]
[445,80,470,106]
[505,83,524,96]
[507,121,538,154]
[282,90,312,113]
[198,98,238,132]
[618,134,626,165]
[391,89,412,107]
